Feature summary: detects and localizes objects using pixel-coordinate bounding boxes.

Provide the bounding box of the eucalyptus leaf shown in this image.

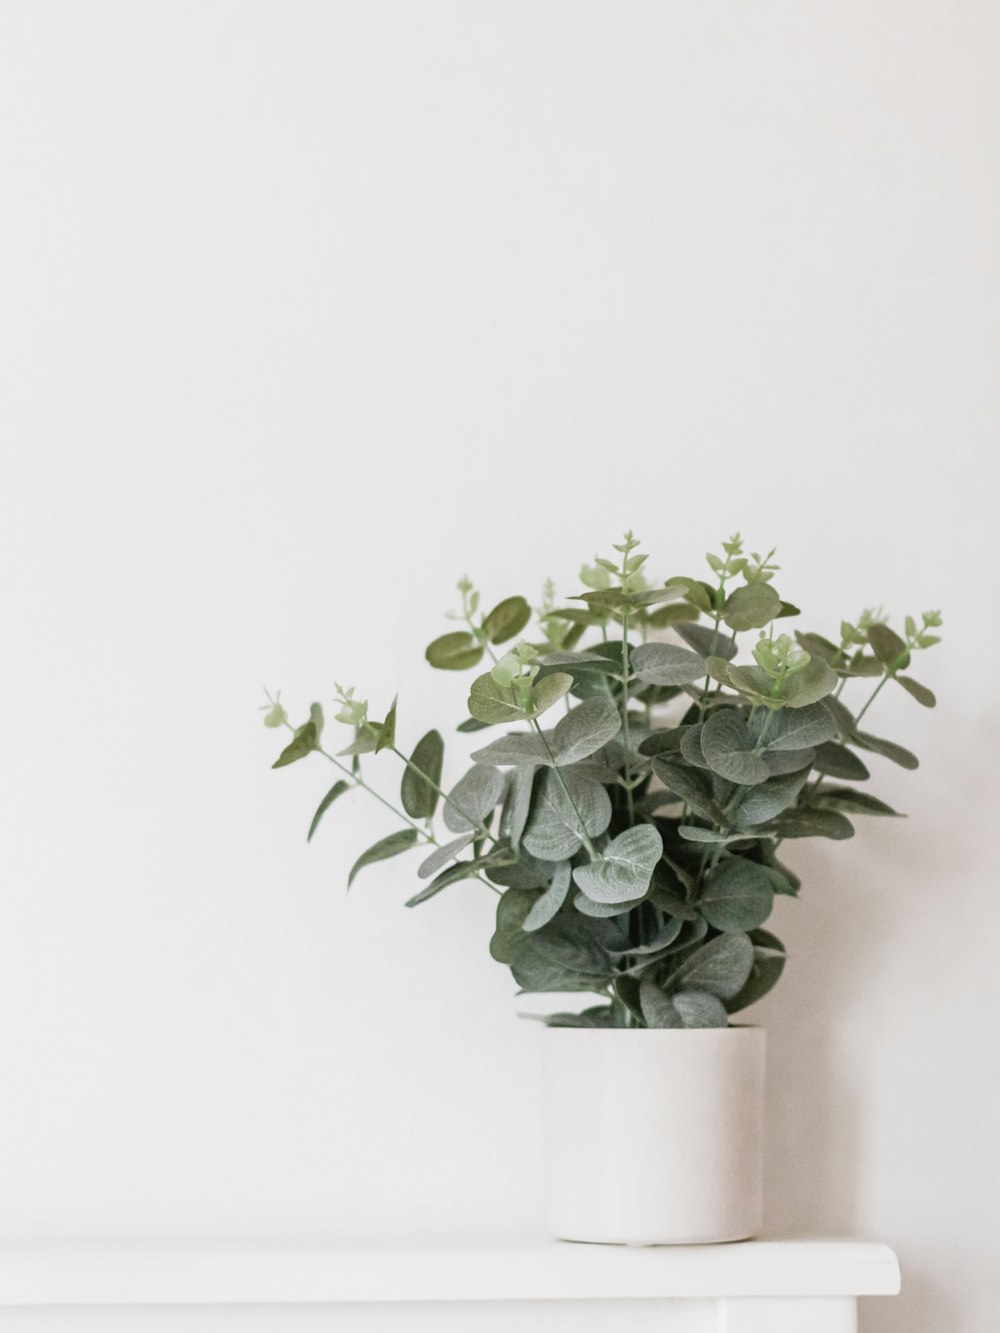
[755,702,837,752]
[417,832,476,878]
[732,769,809,827]
[780,657,839,708]
[669,931,755,1000]
[489,887,538,963]
[307,780,350,841]
[347,829,419,887]
[551,697,622,765]
[530,672,574,718]
[573,824,663,904]
[650,759,724,823]
[897,675,936,707]
[400,729,444,818]
[375,696,397,753]
[867,623,909,669]
[639,979,682,1028]
[673,990,729,1028]
[700,708,770,786]
[426,631,484,671]
[700,859,775,932]
[725,953,786,1013]
[522,768,613,860]
[483,595,531,645]
[272,720,319,768]
[468,673,526,726]
[442,764,505,834]
[675,621,738,660]
[812,741,870,781]
[723,582,781,631]
[814,787,902,817]
[523,861,573,931]
[498,766,537,846]
[853,730,920,770]
[766,807,855,840]
[471,733,552,766]
[631,642,706,687]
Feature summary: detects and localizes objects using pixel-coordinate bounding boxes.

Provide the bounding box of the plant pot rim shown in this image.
[541,1024,765,1037]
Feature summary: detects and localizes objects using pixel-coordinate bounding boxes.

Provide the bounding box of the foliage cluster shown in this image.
[264,533,941,1028]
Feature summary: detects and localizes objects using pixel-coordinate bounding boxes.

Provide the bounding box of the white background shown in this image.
[1,3,997,1330]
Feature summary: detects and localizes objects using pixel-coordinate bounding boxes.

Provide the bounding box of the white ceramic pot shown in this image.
[542,1026,766,1245]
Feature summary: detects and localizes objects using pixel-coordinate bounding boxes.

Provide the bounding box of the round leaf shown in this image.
[425,631,484,671]
[631,642,706,687]
[483,596,531,645]
[572,824,663,904]
[551,697,622,766]
[700,859,775,931]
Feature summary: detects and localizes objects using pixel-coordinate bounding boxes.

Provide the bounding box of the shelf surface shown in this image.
[0,1236,901,1306]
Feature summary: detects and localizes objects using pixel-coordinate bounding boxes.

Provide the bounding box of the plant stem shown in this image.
[289,724,500,894]
[619,566,635,825]
[854,675,889,726]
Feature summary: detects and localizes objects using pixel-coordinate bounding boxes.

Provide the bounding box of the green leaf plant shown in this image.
[263,533,942,1029]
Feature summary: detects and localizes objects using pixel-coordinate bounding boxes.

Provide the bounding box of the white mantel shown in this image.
[0,1236,899,1332]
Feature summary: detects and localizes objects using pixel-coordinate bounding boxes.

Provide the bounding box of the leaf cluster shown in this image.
[265,534,941,1028]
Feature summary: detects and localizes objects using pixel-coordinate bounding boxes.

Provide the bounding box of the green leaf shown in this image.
[523,860,573,931]
[489,887,539,963]
[763,748,816,776]
[483,595,531,645]
[630,642,706,686]
[725,953,786,1013]
[551,697,622,765]
[574,891,639,918]
[677,825,731,844]
[471,733,552,766]
[755,701,837,752]
[456,716,490,733]
[406,853,509,906]
[337,730,379,756]
[522,768,612,861]
[673,990,729,1028]
[400,729,444,819]
[530,672,574,718]
[442,764,505,834]
[722,582,781,631]
[573,824,663,904]
[347,829,419,887]
[867,623,909,670]
[571,588,632,610]
[766,807,855,840]
[812,741,870,781]
[272,720,319,769]
[498,766,536,847]
[732,769,809,827]
[853,730,920,770]
[639,979,683,1028]
[509,918,615,992]
[664,577,714,614]
[375,696,397,753]
[897,675,936,707]
[607,919,684,958]
[675,621,738,660]
[646,602,701,629]
[794,631,840,662]
[669,932,755,1000]
[814,787,902,817]
[536,650,619,673]
[468,673,526,725]
[780,657,839,708]
[700,860,775,932]
[531,1006,618,1028]
[425,631,484,671]
[701,709,770,786]
[650,759,724,823]
[307,780,350,841]
[749,927,785,952]
[417,832,475,878]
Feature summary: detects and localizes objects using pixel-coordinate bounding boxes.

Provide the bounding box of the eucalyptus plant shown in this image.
[263,533,941,1029]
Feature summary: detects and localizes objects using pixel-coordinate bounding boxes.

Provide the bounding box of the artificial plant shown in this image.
[263,533,941,1028]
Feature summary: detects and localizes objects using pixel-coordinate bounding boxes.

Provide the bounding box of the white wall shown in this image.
[1,2,997,1329]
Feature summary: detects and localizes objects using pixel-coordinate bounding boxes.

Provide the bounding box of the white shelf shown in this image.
[0,1236,901,1306]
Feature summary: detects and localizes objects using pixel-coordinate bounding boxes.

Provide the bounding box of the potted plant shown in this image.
[262,532,941,1245]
